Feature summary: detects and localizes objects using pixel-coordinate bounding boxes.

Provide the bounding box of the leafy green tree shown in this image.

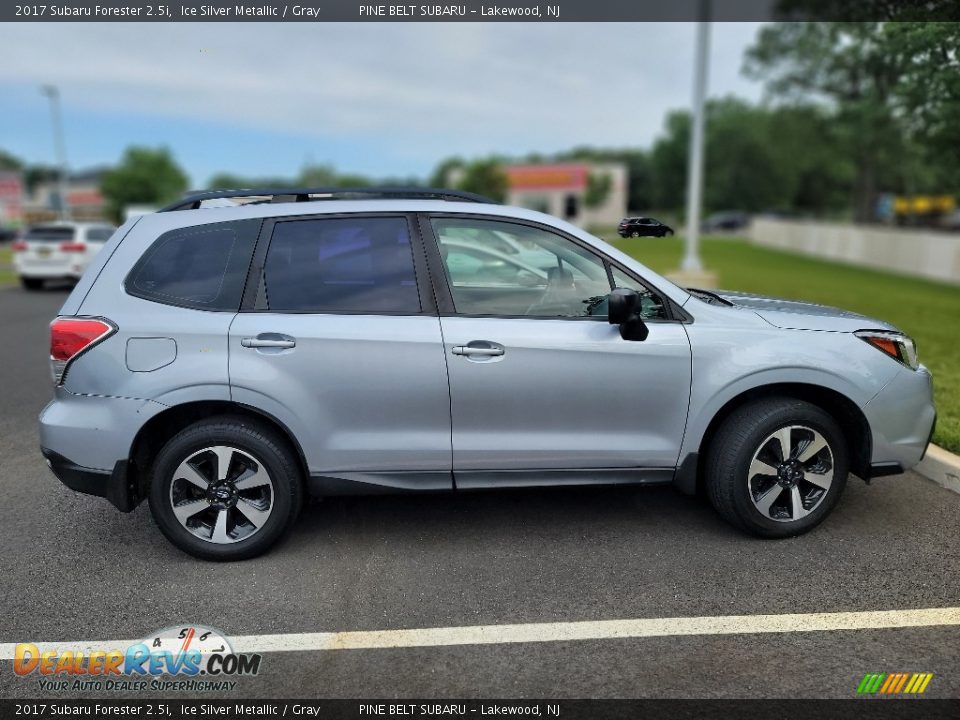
[744,22,925,220]
[649,110,692,213]
[0,149,23,172]
[100,147,188,222]
[584,172,612,209]
[429,157,466,188]
[206,172,293,189]
[297,163,338,187]
[455,159,508,202]
[883,22,960,188]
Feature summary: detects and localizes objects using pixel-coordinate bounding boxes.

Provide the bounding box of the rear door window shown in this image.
[126,219,260,311]
[262,216,421,314]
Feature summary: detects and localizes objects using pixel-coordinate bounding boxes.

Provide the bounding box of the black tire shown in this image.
[148,415,304,561]
[630,231,640,238]
[705,398,848,538]
[21,277,44,290]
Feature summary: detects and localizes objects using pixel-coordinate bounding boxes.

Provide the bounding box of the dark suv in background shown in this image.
[617,217,674,238]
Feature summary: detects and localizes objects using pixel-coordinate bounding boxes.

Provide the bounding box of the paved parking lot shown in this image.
[1,285,958,699]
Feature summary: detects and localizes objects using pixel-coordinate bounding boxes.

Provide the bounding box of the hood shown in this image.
[712,289,898,333]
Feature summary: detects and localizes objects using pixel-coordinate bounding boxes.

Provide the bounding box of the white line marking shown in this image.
[2,607,959,660]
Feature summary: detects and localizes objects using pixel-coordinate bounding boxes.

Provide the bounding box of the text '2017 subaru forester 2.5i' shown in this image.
[40,188,936,560]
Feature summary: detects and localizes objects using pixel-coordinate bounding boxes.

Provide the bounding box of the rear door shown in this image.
[229,213,453,490]
[423,214,692,488]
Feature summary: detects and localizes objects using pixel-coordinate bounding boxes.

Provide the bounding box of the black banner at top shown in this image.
[4,0,960,22]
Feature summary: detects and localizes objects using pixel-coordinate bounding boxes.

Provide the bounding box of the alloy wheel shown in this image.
[168,445,275,544]
[746,425,834,522]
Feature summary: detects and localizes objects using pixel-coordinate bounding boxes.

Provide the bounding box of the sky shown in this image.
[0,22,766,186]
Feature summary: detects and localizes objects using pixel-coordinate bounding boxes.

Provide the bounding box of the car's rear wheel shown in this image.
[148,416,303,561]
[21,277,43,290]
[630,230,640,238]
[705,398,848,537]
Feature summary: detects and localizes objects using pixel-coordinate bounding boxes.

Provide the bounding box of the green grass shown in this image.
[0,245,14,286]
[600,232,960,454]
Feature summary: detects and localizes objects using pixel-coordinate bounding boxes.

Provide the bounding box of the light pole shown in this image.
[41,84,71,221]
[681,1,710,273]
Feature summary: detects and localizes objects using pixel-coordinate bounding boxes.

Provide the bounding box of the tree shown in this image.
[883,22,960,188]
[429,157,466,188]
[0,149,23,172]
[100,147,188,222]
[206,172,293,189]
[649,110,691,213]
[454,159,508,202]
[742,21,954,221]
[584,172,612,209]
[647,98,855,217]
[744,22,905,221]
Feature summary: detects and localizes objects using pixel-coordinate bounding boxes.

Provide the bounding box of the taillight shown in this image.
[59,242,87,252]
[50,317,116,385]
[12,240,27,252]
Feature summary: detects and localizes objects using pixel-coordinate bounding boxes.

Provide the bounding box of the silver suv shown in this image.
[39,188,936,560]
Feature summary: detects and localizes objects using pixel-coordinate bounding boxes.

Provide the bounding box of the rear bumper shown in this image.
[39,389,166,511]
[14,258,84,279]
[16,269,81,280]
[41,448,137,512]
[39,389,166,471]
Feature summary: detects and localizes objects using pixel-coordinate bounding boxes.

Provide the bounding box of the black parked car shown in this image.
[617,217,674,238]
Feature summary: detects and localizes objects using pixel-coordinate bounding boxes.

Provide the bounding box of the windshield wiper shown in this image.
[687,288,732,306]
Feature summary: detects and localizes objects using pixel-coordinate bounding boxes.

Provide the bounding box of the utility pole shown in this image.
[41,85,71,221]
[681,1,710,273]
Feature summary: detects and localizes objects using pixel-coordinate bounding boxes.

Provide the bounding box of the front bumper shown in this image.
[863,364,937,473]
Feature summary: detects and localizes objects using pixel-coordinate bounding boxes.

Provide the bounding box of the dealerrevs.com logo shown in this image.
[14,625,262,693]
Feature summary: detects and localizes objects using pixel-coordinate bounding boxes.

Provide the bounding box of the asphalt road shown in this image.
[0,284,958,700]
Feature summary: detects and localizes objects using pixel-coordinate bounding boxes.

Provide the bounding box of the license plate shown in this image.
[36,246,52,257]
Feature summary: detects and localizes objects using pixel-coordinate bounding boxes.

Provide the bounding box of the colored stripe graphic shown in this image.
[858,672,932,694]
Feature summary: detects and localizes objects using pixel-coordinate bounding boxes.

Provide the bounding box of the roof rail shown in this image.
[158,186,499,212]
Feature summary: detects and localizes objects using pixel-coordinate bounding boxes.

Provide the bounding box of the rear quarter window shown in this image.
[125,219,260,311]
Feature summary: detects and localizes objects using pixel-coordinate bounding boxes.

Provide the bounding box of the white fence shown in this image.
[748,218,960,286]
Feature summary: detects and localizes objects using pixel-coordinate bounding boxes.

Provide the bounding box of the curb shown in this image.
[915,444,960,495]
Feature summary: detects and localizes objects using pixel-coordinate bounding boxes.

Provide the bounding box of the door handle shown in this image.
[452,343,505,357]
[241,335,296,349]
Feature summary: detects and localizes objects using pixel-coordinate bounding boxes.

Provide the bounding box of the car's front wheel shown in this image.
[148,416,304,561]
[630,230,640,238]
[705,398,848,537]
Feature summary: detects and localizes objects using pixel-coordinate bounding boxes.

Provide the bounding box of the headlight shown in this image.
[855,330,919,370]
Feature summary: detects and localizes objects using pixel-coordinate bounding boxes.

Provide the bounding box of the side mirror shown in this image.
[608,288,649,342]
[608,288,638,325]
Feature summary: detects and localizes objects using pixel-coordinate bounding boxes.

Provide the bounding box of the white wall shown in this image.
[749,218,960,286]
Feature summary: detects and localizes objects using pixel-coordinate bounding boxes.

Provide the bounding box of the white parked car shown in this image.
[13,222,116,290]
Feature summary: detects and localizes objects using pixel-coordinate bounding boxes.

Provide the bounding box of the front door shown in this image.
[425,215,692,488]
